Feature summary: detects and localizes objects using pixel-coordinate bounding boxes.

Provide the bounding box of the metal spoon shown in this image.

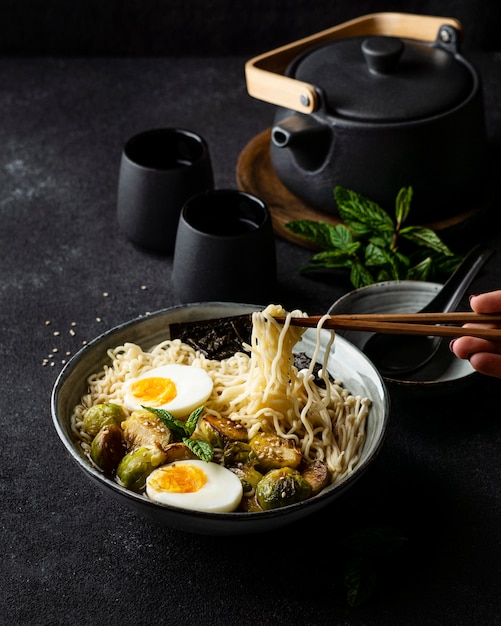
[362,244,494,378]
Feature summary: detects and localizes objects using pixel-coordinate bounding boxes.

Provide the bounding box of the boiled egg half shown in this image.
[123,364,213,418]
[145,460,243,512]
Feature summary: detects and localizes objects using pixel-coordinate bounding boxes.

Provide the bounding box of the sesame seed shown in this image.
[96,317,102,322]
[52,348,58,353]
[45,320,51,326]
[103,292,109,297]
[53,331,60,336]
[69,329,76,336]
[140,285,147,290]
[70,322,77,327]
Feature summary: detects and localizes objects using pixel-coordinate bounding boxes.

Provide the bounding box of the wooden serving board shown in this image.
[235,128,485,249]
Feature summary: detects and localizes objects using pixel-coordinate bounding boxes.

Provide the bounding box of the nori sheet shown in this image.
[169,315,330,387]
[169,314,254,360]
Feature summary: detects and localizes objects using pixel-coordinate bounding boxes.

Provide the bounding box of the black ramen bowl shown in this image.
[51,302,390,535]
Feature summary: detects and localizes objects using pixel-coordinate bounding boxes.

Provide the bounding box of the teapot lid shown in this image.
[288,35,474,121]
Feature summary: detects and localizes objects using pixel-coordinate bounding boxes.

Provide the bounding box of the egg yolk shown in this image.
[129,376,177,406]
[149,464,207,493]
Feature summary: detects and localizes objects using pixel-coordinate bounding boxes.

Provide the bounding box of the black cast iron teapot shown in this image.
[245,13,488,222]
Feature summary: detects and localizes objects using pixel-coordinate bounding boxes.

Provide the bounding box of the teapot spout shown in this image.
[271,114,332,173]
[272,114,328,148]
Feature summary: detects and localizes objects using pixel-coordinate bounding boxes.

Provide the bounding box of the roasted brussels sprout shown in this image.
[115,445,166,491]
[250,432,302,473]
[90,424,126,474]
[229,463,263,495]
[256,467,312,510]
[238,493,263,513]
[222,441,257,467]
[163,442,198,463]
[122,410,173,453]
[300,460,331,496]
[83,403,126,438]
[195,413,248,448]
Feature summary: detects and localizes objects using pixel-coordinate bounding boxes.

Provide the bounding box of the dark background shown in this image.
[1,2,500,625]
[1,0,500,56]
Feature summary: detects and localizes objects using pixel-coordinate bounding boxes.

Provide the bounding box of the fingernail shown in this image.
[449,339,456,351]
[469,294,479,301]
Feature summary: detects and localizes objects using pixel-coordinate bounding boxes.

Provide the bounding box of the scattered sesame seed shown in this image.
[53,331,60,336]
[70,322,77,327]
[50,362,55,367]
[61,359,66,364]
[140,285,147,290]
[103,292,109,297]
[66,351,71,356]
[69,329,76,336]
[96,317,102,322]
[52,348,58,353]
[82,340,87,345]
[45,320,51,326]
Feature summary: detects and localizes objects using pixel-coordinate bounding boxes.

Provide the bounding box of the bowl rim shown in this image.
[51,301,390,524]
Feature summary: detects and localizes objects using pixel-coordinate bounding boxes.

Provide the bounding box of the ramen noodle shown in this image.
[72,304,370,483]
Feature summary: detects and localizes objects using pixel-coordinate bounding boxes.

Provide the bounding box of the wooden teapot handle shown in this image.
[245,12,462,114]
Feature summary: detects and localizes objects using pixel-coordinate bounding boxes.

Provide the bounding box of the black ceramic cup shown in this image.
[117,128,214,254]
[172,190,277,304]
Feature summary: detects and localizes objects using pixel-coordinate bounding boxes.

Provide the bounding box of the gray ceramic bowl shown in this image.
[328,281,479,390]
[51,302,389,535]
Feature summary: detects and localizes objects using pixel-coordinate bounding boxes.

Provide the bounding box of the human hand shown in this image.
[450,290,501,378]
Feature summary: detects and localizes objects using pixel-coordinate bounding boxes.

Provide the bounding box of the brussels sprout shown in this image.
[222,441,258,467]
[195,413,248,448]
[300,460,331,496]
[90,424,126,474]
[238,493,263,513]
[163,442,198,463]
[229,463,263,495]
[256,467,312,510]
[250,432,302,473]
[83,403,126,438]
[122,410,173,453]
[116,445,166,492]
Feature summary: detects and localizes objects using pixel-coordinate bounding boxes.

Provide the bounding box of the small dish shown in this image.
[51,302,389,535]
[328,281,479,391]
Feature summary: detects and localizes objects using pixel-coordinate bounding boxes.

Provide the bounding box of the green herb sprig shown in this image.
[343,525,408,607]
[143,405,214,462]
[285,186,461,289]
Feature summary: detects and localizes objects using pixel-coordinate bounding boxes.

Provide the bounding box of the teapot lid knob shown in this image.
[362,36,404,74]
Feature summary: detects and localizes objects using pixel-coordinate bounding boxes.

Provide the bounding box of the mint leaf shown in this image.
[285,220,339,250]
[335,186,395,232]
[183,437,214,462]
[406,256,433,281]
[399,225,454,256]
[143,406,191,438]
[350,260,375,288]
[344,556,377,607]
[185,405,205,435]
[395,186,413,225]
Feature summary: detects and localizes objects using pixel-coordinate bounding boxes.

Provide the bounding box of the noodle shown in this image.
[72,304,370,484]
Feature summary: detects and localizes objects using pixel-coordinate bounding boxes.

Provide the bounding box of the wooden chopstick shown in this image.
[273,313,501,340]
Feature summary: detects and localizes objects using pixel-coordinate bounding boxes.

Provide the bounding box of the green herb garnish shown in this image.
[342,525,408,607]
[143,405,213,462]
[285,186,461,288]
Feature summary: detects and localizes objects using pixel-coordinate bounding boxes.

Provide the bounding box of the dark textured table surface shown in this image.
[1,54,501,625]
